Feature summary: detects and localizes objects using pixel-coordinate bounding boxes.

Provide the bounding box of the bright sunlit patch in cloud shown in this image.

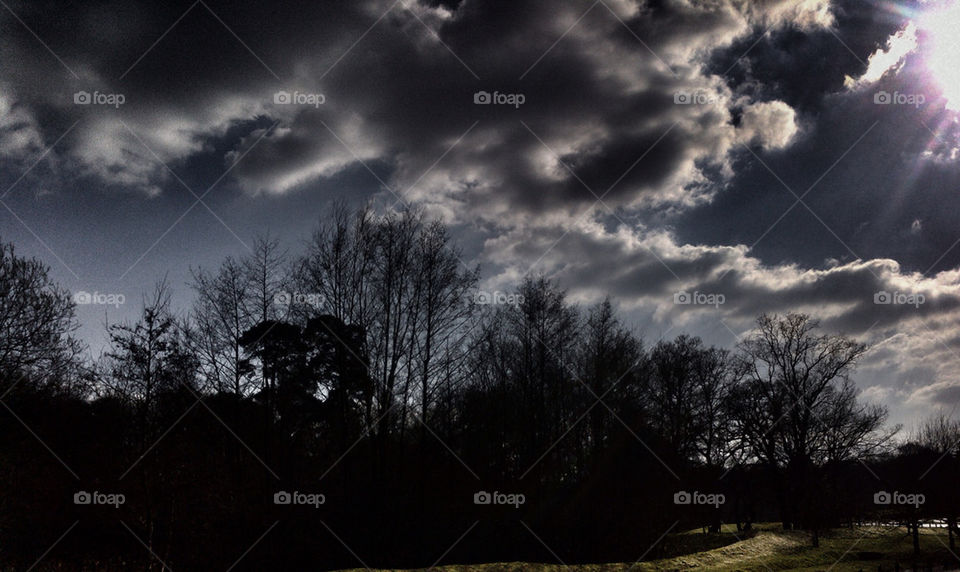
[919,1,960,110]
[850,1,960,111]
[848,21,917,86]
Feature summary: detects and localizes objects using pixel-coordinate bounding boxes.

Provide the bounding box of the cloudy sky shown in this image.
[2,0,960,427]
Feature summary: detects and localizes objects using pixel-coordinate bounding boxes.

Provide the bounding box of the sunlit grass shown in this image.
[340,524,959,571]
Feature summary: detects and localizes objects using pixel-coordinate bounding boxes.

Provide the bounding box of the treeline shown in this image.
[0,205,958,570]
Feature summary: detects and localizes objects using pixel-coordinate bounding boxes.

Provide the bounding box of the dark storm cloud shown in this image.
[679,29,960,275]
[707,0,917,111]
[1,0,387,192]
[1,0,821,207]
[226,0,728,210]
[671,0,960,278]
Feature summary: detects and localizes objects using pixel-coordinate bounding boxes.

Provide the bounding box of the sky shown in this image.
[2,0,960,429]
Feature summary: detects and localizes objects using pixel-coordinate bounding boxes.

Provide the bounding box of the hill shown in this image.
[338,524,959,571]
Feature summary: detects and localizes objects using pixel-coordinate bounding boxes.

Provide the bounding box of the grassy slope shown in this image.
[339,524,959,571]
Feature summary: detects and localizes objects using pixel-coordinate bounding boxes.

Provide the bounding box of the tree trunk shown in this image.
[912,521,920,556]
[948,515,956,551]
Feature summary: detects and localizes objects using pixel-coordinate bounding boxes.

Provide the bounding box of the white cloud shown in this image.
[0,91,43,159]
[845,22,918,88]
[479,215,960,424]
[737,100,799,150]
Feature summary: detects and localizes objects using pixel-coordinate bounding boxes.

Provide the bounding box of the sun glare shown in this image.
[919,1,960,110]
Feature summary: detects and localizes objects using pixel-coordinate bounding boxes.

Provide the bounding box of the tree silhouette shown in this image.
[0,220,946,570]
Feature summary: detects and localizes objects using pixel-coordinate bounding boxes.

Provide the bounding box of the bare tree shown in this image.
[915,410,960,455]
[297,202,376,327]
[913,411,960,551]
[730,313,887,539]
[188,233,289,395]
[692,346,737,469]
[368,209,421,442]
[503,276,580,482]
[409,220,479,428]
[579,297,644,462]
[297,205,479,452]
[0,240,84,391]
[244,233,289,324]
[645,335,707,462]
[104,279,198,438]
[189,257,253,394]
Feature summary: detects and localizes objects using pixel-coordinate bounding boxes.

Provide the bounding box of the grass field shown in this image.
[340,524,960,571]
